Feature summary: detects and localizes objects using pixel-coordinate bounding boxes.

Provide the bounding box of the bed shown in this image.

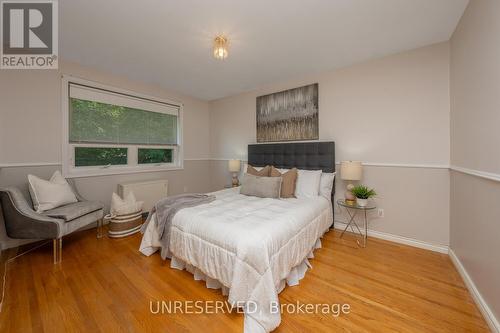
[140,142,335,333]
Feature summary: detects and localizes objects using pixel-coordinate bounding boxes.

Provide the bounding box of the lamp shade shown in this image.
[228,159,241,173]
[340,161,362,181]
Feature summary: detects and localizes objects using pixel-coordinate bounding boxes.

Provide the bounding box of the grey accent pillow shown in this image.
[240,174,282,199]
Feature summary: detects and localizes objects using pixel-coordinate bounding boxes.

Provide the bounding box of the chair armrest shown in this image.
[0,187,63,239]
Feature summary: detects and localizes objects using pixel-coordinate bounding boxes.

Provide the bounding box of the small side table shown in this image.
[337,199,376,248]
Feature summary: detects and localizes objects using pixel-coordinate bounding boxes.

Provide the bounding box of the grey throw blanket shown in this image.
[141,193,216,259]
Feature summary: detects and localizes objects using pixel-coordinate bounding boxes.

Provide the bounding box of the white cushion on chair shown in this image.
[44,201,104,222]
[28,171,78,213]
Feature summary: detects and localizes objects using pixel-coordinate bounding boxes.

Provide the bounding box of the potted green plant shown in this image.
[351,185,376,207]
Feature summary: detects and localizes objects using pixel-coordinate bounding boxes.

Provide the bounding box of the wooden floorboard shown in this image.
[0,228,489,332]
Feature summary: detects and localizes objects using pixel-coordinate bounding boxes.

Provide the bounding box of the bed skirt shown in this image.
[168,238,322,320]
[141,231,327,333]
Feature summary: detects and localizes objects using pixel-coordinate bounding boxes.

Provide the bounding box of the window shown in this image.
[62,77,183,177]
[138,148,173,164]
[75,147,128,167]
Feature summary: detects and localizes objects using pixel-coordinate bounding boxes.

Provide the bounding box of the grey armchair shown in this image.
[0,185,104,264]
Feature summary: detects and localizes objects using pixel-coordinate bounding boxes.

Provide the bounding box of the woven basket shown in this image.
[107,210,143,238]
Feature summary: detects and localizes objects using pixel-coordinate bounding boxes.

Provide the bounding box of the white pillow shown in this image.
[111,192,144,216]
[294,169,322,198]
[319,172,336,200]
[28,171,78,212]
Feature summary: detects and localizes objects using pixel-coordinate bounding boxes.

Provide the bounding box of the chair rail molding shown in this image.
[359,162,449,169]
[6,162,500,183]
[451,165,500,183]
[213,158,450,170]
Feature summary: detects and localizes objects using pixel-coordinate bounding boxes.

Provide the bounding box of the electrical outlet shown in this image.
[183,186,188,193]
[377,208,384,218]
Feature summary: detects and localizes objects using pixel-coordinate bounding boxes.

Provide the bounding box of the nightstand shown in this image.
[336,199,376,247]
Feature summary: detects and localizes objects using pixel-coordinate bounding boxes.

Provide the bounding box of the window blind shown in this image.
[69,83,179,145]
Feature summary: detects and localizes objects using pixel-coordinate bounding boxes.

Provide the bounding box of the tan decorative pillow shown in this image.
[247,165,271,177]
[270,167,298,198]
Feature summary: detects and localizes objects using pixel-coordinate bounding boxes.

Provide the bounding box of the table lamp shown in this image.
[228,159,241,187]
[340,161,363,205]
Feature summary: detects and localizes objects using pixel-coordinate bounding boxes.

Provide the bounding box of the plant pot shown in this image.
[357,198,368,207]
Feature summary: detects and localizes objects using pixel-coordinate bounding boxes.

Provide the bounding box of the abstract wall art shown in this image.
[256,83,318,142]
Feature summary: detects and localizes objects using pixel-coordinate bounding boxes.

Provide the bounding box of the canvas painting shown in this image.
[256,83,319,142]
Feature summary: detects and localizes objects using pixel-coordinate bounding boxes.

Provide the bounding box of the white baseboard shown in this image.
[449,250,500,333]
[332,221,449,254]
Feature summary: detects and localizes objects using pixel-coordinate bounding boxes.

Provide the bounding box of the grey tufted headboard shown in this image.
[247,142,336,209]
[247,141,335,173]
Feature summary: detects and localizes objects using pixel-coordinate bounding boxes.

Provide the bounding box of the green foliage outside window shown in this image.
[75,147,127,167]
[70,98,177,145]
[138,148,173,164]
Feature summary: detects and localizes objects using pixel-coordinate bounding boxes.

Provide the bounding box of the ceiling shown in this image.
[60,0,468,101]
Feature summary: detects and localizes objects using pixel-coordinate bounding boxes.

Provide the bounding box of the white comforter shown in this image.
[140,187,332,333]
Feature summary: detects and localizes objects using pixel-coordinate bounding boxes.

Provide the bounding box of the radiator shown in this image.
[117,179,168,212]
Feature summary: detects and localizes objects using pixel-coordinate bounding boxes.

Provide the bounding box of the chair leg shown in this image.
[53,238,62,264]
[97,217,104,239]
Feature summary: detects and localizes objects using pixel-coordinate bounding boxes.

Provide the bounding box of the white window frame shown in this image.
[61,75,183,178]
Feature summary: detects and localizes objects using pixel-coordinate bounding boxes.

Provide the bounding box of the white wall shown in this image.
[210,43,450,165]
[450,0,500,328]
[0,61,211,249]
[210,42,451,246]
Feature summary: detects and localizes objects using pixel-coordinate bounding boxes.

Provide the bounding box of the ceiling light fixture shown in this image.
[213,36,228,60]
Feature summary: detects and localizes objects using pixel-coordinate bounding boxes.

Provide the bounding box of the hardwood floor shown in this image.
[0,228,489,332]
